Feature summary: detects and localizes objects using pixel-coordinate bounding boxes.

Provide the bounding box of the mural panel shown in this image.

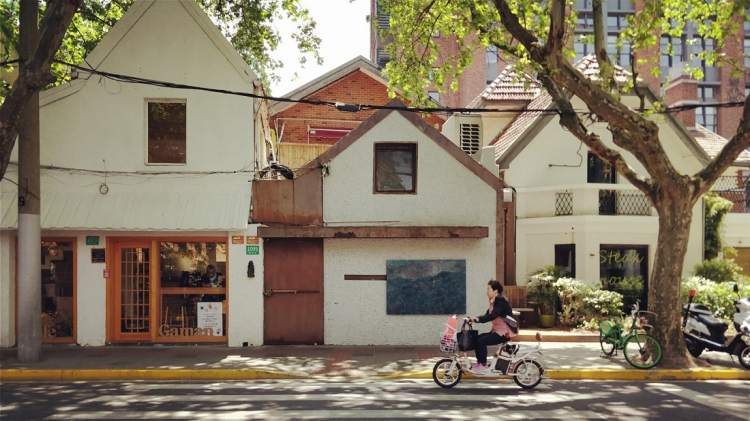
[386,259,466,315]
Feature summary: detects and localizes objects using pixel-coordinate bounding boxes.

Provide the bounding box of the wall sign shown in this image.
[85,236,100,246]
[246,245,260,255]
[91,248,106,263]
[231,235,244,245]
[246,236,259,244]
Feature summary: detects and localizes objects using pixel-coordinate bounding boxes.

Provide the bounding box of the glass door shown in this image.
[114,242,152,341]
[41,239,75,343]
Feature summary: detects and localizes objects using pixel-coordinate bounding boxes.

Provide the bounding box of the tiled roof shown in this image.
[492,92,554,161]
[468,66,540,107]
[573,55,632,85]
[690,125,750,165]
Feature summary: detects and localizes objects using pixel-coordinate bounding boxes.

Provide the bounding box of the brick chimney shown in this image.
[664,73,699,129]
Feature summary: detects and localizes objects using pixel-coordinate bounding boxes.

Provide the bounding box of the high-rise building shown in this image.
[370,0,749,139]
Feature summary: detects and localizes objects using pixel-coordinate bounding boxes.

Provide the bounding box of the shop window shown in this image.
[158,241,227,338]
[587,152,616,183]
[147,100,186,164]
[554,244,576,278]
[374,143,417,193]
[41,240,75,342]
[600,245,648,306]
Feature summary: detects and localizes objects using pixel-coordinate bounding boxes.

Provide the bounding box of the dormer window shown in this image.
[374,143,417,194]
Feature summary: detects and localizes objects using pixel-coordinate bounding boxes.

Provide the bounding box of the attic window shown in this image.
[374,143,417,194]
[147,100,186,164]
[459,123,480,155]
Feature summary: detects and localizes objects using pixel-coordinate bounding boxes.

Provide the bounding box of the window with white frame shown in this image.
[485,46,499,84]
[459,123,480,155]
[744,20,750,67]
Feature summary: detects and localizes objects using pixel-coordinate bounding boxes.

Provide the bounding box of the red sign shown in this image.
[231,235,244,244]
[246,236,259,245]
[103,269,109,279]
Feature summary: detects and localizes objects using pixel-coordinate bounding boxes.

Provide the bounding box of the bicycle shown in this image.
[598,302,663,369]
[433,319,545,389]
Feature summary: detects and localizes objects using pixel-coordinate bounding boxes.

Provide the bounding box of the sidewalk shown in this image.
[2,340,748,381]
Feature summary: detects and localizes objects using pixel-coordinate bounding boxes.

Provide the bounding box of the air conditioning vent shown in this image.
[459,123,480,154]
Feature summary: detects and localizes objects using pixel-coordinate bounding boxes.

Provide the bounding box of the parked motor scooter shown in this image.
[682,285,750,369]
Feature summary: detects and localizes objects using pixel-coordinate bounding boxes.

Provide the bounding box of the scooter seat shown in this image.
[696,314,728,332]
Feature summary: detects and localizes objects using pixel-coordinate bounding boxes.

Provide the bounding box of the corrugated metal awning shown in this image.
[1,188,250,231]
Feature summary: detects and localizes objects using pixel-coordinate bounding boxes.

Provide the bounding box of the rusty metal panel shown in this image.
[250,174,323,226]
[293,169,323,225]
[263,238,324,344]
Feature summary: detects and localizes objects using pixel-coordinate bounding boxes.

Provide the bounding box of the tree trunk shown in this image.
[648,185,694,368]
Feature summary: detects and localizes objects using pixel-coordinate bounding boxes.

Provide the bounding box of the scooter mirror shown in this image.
[689,289,697,298]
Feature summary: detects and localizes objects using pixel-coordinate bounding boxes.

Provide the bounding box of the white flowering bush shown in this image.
[681,276,750,321]
[553,277,623,327]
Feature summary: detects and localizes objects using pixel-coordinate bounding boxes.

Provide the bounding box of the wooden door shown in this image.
[263,238,324,344]
[113,242,152,341]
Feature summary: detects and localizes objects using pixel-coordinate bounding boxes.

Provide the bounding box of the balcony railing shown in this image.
[516,184,654,218]
[711,175,750,213]
[599,189,652,216]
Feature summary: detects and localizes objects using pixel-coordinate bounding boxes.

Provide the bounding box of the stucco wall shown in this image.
[323,112,497,227]
[227,225,264,347]
[324,238,495,345]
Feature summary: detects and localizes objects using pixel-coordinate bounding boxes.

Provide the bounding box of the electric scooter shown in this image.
[682,285,750,369]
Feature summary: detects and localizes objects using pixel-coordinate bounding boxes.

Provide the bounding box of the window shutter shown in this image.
[459,123,480,154]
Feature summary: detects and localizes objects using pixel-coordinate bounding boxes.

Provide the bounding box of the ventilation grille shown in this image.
[459,123,480,154]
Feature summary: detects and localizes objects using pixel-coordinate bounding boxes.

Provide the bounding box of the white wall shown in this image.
[723,213,750,250]
[324,238,495,345]
[0,232,15,347]
[323,111,497,226]
[227,225,264,347]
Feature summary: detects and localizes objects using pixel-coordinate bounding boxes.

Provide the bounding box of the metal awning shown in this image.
[1,187,250,231]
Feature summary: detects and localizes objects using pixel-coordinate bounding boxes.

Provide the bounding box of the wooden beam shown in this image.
[344,274,387,281]
[258,226,489,239]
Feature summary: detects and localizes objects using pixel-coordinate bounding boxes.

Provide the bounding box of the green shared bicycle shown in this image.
[599,302,663,369]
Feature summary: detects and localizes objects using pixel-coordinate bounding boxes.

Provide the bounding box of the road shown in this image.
[1,379,748,420]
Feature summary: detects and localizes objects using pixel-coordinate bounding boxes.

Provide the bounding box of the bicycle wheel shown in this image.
[599,331,616,356]
[512,360,543,389]
[623,333,662,369]
[432,358,462,388]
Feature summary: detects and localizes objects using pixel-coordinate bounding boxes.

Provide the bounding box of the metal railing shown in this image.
[599,189,652,216]
[555,191,574,216]
[711,175,750,213]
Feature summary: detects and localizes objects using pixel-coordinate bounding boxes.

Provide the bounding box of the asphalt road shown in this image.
[1,379,748,420]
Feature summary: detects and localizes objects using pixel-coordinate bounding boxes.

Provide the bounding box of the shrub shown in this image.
[553,278,624,327]
[681,276,750,321]
[703,193,734,259]
[601,276,644,311]
[693,257,746,284]
[527,273,557,315]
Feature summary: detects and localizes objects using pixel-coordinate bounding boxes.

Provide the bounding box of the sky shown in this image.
[270,0,371,95]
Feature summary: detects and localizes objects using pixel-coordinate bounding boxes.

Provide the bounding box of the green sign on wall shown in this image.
[246,245,260,255]
[85,236,100,246]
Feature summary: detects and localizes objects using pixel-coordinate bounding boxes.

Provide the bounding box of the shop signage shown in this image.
[231,235,244,245]
[197,302,223,336]
[246,245,260,255]
[91,248,105,263]
[86,236,100,246]
[246,236,259,244]
[158,325,215,337]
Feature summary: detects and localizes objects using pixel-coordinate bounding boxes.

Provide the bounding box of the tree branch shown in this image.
[592,0,616,92]
[692,93,750,198]
[538,74,655,198]
[545,0,566,56]
[0,0,81,180]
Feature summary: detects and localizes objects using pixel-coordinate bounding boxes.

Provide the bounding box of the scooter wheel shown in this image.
[738,345,750,369]
[433,358,462,388]
[512,360,543,389]
[686,340,704,358]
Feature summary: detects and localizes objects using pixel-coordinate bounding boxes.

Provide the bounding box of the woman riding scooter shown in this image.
[467,280,516,374]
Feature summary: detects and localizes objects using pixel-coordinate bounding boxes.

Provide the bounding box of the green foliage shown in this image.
[553,278,623,327]
[527,269,558,315]
[378,0,746,105]
[703,192,734,259]
[694,257,747,284]
[0,0,321,97]
[682,276,750,321]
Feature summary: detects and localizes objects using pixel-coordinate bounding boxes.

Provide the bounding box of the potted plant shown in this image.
[528,268,559,328]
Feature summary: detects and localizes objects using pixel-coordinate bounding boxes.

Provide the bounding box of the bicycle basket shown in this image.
[599,320,617,337]
[440,325,457,353]
[636,311,657,331]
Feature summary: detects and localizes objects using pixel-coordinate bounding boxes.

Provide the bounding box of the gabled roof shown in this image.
[302,100,502,190]
[492,55,727,168]
[467,65,540,107]
[690,125,750,166]
[270,56,387,115]
[41,0,255,106]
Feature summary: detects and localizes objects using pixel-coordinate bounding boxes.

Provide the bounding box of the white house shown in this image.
[251,101,507,345]
[443,57,750,296]
[0,0,269,347]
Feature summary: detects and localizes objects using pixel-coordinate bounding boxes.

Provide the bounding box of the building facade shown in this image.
[0,0,268,347]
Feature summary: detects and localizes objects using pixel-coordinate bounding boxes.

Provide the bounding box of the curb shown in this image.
[1,368,748,381]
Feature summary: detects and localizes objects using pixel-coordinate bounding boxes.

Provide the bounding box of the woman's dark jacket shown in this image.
[476,296,512,323]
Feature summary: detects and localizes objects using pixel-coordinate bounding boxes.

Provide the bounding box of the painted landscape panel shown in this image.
[386,259,466,315]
